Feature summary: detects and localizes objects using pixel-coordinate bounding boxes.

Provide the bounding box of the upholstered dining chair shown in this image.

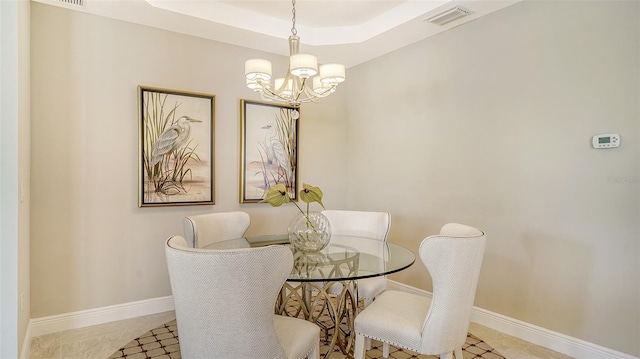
[353,223,486,359]
[321,210,391,350]
[183,211,250,248]
[165,236,320,359]
[321,210,391,307]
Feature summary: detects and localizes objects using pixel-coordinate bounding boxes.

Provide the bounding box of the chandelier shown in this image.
[244,0,346,109]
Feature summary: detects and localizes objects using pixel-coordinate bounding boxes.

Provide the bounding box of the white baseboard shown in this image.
[29,295,174,338]
[387,280,638,359]
[24,285,638,359]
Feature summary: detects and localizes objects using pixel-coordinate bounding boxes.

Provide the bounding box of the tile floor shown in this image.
[29,311,573,359]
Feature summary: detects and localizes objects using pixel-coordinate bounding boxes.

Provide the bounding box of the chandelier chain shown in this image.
[291,0,297,36]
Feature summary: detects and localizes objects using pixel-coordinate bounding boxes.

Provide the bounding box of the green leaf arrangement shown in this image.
[262,183,325,217]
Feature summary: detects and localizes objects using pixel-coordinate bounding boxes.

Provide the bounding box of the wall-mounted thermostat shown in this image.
[592,134,620,148]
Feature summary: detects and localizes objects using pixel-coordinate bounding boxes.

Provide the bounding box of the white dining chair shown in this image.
[165,236,320,359]
[353,223,486,359]
[322,210,391,349]
[322,210,391,305]
[183,211,250,248]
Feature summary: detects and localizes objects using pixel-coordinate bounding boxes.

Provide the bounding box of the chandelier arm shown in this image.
[299,85,329,103]
[279,70,295,93]
[294,77,307,102]
[262,88,292,103]
[306,83,335,99]
[301,82,317,99]
[255,79,338,104]
[260,91,296,105]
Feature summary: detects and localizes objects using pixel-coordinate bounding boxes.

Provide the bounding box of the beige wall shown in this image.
[346,1,639,356]
[29,0,639,357]
[30,2,348,318]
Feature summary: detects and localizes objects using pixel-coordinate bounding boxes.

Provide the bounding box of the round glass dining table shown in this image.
[204,235,416,358]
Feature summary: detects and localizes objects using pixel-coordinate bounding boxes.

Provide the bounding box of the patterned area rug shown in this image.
[110,297,505,359]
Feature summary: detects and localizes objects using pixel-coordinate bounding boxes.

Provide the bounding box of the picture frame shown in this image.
[240,99,299,203]
[138,86,215,207]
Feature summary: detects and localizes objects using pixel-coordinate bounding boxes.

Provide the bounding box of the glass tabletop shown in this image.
[203,235,416,283]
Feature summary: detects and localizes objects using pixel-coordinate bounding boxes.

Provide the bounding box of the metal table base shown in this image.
[276,280,358,358]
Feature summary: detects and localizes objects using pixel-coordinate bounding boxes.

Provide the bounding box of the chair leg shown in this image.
[362,298,373,350]
[454,347,463,359]
[354,334,366,359]
[382,342,390,358]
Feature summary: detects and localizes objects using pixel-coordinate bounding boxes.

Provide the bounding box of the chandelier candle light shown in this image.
[244,0,346,111]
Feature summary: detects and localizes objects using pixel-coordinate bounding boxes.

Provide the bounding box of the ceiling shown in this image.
[38,0,520,67]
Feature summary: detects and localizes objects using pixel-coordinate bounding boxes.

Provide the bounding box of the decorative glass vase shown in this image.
[288,211,332,252]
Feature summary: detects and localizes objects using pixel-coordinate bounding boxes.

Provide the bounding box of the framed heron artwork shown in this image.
[138,86,215,207]
[240,99,299,203]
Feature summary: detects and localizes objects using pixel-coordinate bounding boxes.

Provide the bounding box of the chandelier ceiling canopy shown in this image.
[244,0,346,108]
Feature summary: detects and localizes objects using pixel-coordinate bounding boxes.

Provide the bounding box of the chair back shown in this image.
[419,223,486,355]
[183,211,250,248]
[165,236,293,358]
[322,210,390,241]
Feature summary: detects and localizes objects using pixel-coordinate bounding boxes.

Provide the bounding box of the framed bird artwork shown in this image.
[138,86,215,207]
[239,99,299,203]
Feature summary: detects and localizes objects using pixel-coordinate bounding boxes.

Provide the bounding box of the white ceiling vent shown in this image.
[426,7,471,26]
[54,0,84,7]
